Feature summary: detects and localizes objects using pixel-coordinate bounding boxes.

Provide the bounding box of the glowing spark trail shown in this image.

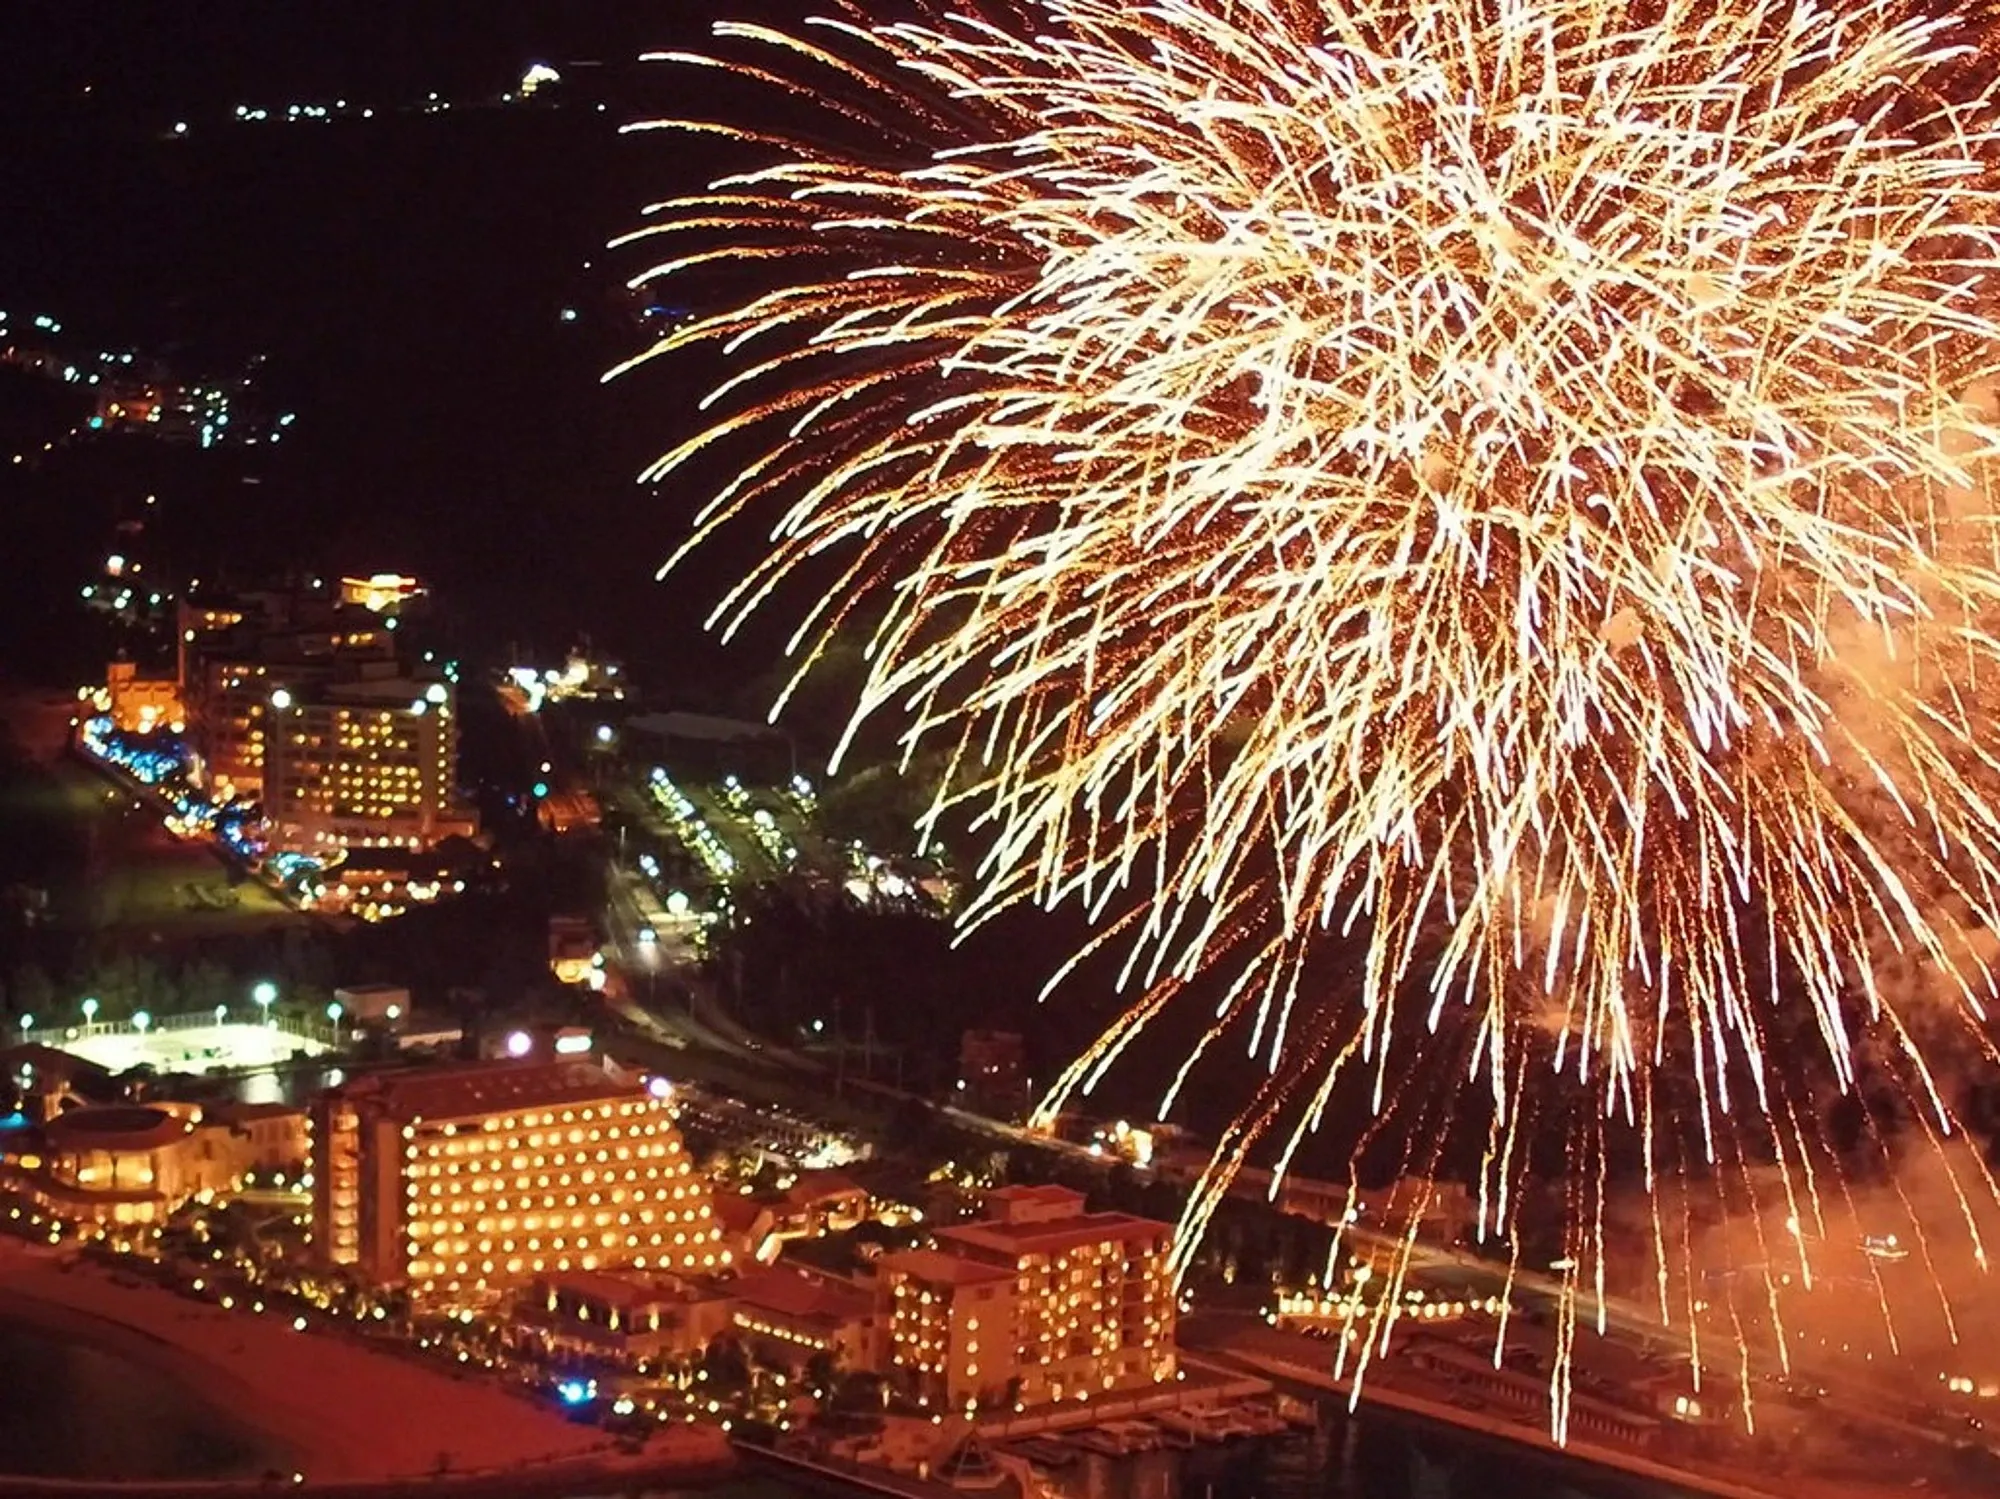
[621,0,2000,1434]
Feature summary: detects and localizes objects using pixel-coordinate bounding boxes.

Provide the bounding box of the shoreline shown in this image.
[0,1243,732,1492]
[0,1284,298,1480]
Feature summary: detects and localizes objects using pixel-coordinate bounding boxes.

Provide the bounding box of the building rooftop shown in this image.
[714,1193,777,1236]
[329,1060,639,1124]
[732,1264,874,1327]
[627,711,786,744]
[44,1104,193,1153]
[935,1209,1172,1260]
[0,1044,111,1086]
[880,1248,1014,1288]
[986,1184,1080,1213]
[779,1169,866,1208]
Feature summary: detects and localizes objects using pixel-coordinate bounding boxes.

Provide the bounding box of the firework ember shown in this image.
[619,0,2000,1437]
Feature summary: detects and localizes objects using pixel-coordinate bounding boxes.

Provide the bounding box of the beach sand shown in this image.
[0,1240,684,1484]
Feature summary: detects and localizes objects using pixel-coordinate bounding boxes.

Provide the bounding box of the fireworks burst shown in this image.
[620,0,2000,1437]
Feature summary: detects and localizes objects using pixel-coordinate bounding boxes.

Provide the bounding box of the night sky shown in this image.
[0,1,784,700]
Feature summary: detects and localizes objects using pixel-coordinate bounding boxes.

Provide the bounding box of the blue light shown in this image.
[557,1379,592,1406]
[532,781,549,799]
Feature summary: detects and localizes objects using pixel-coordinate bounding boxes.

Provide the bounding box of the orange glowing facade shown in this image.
[338,573,424,614]
[171,585,474,851]
[175,591,397,804]
[100,660,183,734]
[310,1061,728,1301]
[263,678,473,852]
[880,1185,1176,1411]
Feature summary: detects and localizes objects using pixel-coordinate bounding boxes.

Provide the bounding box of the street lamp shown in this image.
[81,997,98,1027]
[326,1001,343,1045]
[133,1010,151,1036]
[213,1003,227,1026]
[252,981,277,1026]
[17,1015,32,1039]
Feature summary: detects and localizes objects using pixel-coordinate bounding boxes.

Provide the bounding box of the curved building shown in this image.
[4,1100,303,1227]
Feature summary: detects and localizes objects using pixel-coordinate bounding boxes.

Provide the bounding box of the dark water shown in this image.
[1035,1411,1704,1499]
[0,1314,283,1480]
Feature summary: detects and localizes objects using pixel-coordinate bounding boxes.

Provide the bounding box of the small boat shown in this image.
[1153,1408,1213,1440]
[1008,1438,1079,1468]
[1103,1419,1161,1451]
[1275,1393,1318,1430]
[1067,1428,1136,1456]
[1206,1411,1260,1439]
[1237,1405,1291,1437]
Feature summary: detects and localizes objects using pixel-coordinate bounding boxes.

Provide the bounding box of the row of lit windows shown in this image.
[415,1241,728,1289]
[417,1119,670,1154]
[414,1173,697,1207]
[413,1154,678,1186]
[415,1224,722,1258]
[410,1101,659,1137]
[411,1203,703,1235]
[421,1170,677,1204]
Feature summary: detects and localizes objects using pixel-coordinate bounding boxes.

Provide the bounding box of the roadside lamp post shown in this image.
[133,1010,151,1036]
[213,1003,227,1026]
[253,981,277,1026]
[81,997,98,1027]
[17,1015,31,1040]
[326,1001,343,1045]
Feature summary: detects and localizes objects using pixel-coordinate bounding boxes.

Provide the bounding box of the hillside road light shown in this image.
[80,997,98,1025]
[253,981,277,1022]
[133,1010,151,1035]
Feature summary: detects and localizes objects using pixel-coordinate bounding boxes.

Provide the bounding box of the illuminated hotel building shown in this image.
[262,674,475,852]
[172,582,475,851]
[176,590,398,804]
[880,1184,1177,1411]
[310,1061,728,1301]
